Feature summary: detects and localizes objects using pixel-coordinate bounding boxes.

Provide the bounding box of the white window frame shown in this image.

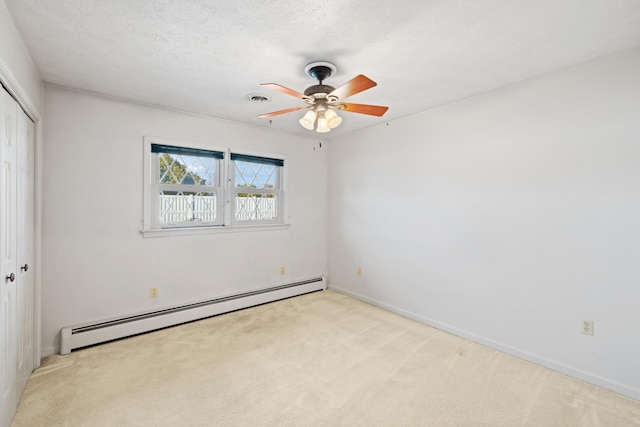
[142,137,288,237]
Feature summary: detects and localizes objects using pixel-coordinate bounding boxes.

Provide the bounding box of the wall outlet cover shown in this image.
[581,320,594,336]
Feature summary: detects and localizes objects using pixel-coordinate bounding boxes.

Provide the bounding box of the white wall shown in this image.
[0,0,41,117]
[328,48,640,399]
[41,86,328,355]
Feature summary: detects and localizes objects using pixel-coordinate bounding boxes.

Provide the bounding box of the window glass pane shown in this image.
[234,160,277,190]
[235,194,278,221]
[159,153,215,186]
[153,145,219,226]
[233,157,281,222]
[159,190,217,223]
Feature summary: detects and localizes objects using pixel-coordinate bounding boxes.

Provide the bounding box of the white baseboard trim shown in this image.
[329,285,640,402]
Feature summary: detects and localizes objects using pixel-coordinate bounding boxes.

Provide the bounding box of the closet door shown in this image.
[0,87,18,427]
[16,107,35,395]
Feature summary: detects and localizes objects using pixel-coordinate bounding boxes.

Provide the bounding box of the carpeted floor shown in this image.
[11,290,640,426]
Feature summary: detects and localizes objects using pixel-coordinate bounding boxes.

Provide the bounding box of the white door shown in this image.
[0,88,18,427]
[16,106,35,395]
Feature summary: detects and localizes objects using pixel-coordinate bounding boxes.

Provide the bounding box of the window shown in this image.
[150,143,223,228]
[231,153,284,225]
[143,137,286,234]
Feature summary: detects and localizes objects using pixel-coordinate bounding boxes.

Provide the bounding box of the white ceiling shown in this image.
[6,0,640,136]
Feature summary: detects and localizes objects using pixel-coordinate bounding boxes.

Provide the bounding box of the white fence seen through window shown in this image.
[159,194,278,223]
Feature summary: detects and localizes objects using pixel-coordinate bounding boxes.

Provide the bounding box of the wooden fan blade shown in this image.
[258,106,307,118]
[339,103,389,117]
[329,75,377,100]
[261,83,307,99]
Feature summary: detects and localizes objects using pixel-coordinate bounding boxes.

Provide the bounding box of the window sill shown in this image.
[141,223,291,238]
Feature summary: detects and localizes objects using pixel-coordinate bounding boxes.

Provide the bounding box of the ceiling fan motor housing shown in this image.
[304,84,336,98]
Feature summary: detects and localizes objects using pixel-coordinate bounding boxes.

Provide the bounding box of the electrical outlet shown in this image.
[357,267,362,276]
[150,287,158,298]
[581,320,594,336]
[280,266,286,275]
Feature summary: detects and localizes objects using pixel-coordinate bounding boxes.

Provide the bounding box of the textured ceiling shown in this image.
[6,0,640,136]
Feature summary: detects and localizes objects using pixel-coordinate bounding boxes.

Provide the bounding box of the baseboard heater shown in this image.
[60,277,326,354]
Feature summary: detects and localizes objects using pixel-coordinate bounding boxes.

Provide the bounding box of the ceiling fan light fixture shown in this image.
[325,108,342,129]
[299,110,316,130]
[315,112,331,133]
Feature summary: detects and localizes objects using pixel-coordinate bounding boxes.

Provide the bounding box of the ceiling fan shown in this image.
[258,61,389,133]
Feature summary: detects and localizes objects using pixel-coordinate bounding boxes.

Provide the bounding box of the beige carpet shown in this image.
[11,290,640,426]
